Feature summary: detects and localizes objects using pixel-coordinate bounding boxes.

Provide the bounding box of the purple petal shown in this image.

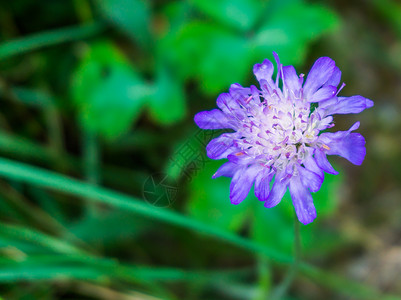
[253,59,274,82]
[298,166,323,193]
[254,167,273,201]
[316,116,334,131]
[318,97,338,110]
[320,121,360,140]
[229,83,254,105]
[230,165,259,205]
[282,65,301,96]
[272,51,280,65]
[259,78,281,99]
[216,93,246,119]
[314,149,338,175]
[264,171,290,208]
[194,109,234,130]
[324,66,342,87]
[250,85,261,103]
[303,153,324,178]
[303,57,336,98]
[227,153,254,165]
[216,93,236,113]
[308,85,337,102]
[229,83,251,97]
[206,134,236,160]
[326,95,374,115]
[289,175,317,225]
[330,133,366,165]
[212,161,238,179]
[318,122,366,165]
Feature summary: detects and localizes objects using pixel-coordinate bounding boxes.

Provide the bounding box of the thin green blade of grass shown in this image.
[0,22,104,60]
[0,131,54,163]
[0,130,148,189]
[0,254,246,298]
[0,157,288,263]
[0,224,86,256]
[0,237,44,254]
[0,265,105,283]
[0,87,53,108]
[0,157,399,300]
[2,254,398,300]
[0,256,171,299]
[0,181,89,250]
[0,254,251,283]
[82,128,101,217]
[28,187,67,225]
[0,223,251,284]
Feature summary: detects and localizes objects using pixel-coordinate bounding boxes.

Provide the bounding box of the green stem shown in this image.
[254,256,271,300]
[0,22,104,60]
[44,101,64,156]
[82,129,101,217]
[270,213,301,300]
[0,157,399,300]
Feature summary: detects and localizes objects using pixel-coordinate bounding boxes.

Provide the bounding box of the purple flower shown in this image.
[194,53,373,225]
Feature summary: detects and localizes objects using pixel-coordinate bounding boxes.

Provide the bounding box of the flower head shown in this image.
[194,53,373,225]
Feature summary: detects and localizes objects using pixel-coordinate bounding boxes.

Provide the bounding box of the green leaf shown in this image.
[71,41,150,140]
[190,0,263,32]
[252,2,339,66]
[96,0,151,48]
[161,1,192,33]
[169,22,252,94]
[159,0,339,98]
[160,1,339,95]
[148,65,186,125]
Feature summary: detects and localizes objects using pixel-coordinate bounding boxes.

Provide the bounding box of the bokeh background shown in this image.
[0,0,400,299]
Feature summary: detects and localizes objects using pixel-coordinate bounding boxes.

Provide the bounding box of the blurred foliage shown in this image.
[71,41,150,140]
[0,0,400,299]
[160,0,338,95]
[96,0,152,48]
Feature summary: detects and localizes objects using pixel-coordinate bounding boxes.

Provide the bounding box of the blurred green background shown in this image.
[0,0,400,299]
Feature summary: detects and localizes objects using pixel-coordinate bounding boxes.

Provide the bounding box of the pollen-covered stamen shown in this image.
[336,83,346,96]
[245,95,253,103]
[229,90,321,170]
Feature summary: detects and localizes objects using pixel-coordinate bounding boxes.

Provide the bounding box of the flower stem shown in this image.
[82,128,101,217]
[270,213,301,300]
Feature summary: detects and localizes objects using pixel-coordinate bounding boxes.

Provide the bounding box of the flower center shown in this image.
[234,95,324,170]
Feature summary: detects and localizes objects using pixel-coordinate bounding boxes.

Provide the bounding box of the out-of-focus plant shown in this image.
[3,0,397,299]
[160,0,338,94]
[69,0,339,140]
[71,41,151,140]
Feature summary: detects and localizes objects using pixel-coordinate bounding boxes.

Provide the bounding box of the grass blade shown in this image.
[0,22,104,60]
[0,157,399,300]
